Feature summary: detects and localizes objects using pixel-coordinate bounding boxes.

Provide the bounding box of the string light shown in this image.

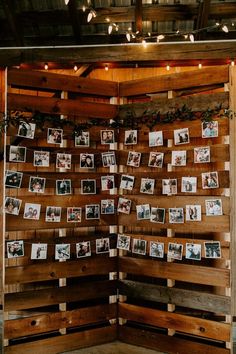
[73,65,78,72]
[198,63,202,69]
[82,5,86,12]
[166,65,170,71]
[87,9,96,23]
[107,22,119,34]
[64,0,70,5]
[44,63,48,70]
[231,60,235,67]
[222,25,229,33]
[105,64,109,71]
[189,34,195,43]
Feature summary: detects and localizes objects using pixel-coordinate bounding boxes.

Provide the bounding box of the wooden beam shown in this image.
[135,0,143,34]
[67,0,83,44]
[195,0,211,40]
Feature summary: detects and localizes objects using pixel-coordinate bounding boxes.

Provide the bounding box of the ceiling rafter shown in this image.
[195,0,211,40]
[135,0,143,34]
[1,0,24,47]
[67,0,83,44]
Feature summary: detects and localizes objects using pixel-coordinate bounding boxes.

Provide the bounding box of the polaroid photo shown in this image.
[148,152,164,168]
[67,207,82,223]
[181,177,197,193]
[132,238,147,256]
[150,207,165,224]
[75,131,90,147]
[23,203,41,220]
[120,175,135,190]
[202,171,219,189]
[47,128,63,144]
[162,179,177,195]
[167,242,183,260]
[31,243,48,260]
[80,153,94,169]
[149,241,164,258]
[194,146,210,164]
[202,121,218,138]
[5,170,23,188]
[149,131,163,147]
[117,234,131,251]
[56,153,72,169]
[140,178,155,194]
[85,204,100,220]
[204,241,221,259]
[9,146,26,163]
[7,240,24,258]
[81,179,96,194]
[136,204,150,220]
[56,179,72,195]
[101,199,115,214]
[169,208,184,224]
[117,197,132,214]
[185,243,201,261]
[127,151,141,167]
[28,176,46,193]
[55,244,70,260]
[101,175,114,191]
[205,199,222,216]
[96,237,110,254]
[76,241,91,258]
[45,206,61,222]
[125,130,137,145]
[5,197,22,215]
[186,205,202,221]
[17,121,36,139]
[101,151,116,167]
[174,128,190,145]
[100,130,115,144]
[171,150,187,166]
[33,151,50,167]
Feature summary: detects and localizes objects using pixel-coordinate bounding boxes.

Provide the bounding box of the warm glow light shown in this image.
[108,25,113,34]
[142,39,147,48]
[106,18,110,22]
[198,63,202,69]
[74,65,78,72]
[64,0,70,5]
[231,60,235,66]
[87,11,93,22]
[44,63,48,70]
[105,65,109,71]
[189,34,194,42]
[157,34,165,41]
[222,25,229,33]
[166,65,170,71]
[126,33,131,42]
[82,5,86,12]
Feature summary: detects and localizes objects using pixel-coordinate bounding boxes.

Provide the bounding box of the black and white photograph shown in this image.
[202,171,219,189]
[96,237,110,254]
[174,128,190,145]
[117,197,132,214]
[31,243,48,260]
[117,234,131,251]
[148,152,164,168]
[101,151,116,167]
[101,175,115,191]
[167,242,183,260]
[149,131,163,147]
[185,243,201,261]
[23,203,41,220]
[56,153,72,169]
[162,179,177,195]
[67,207,82,223]
[205,199,223,216]
[186,205,201,221]
[47,128,63,144]
[100,130,115,144]
[7,240,24,258]
[80,153,94,169]
[171,150,187,166]
[33,151,50,167]
[136,204,150,220]
[127,151,141,167]
[55,244,70,260]
[81,179,96,194]
[56,179,72,195]
[124,130,137,145]
[101,199,115,214]
[5,197,21,215]
[119,174,135,190]
[85,204,100,220]
[5,170,23,188]
[132,238,147,255]
[9,145,26,162]
[150,207,165,223]
[45,206,61,222]
[181,177,197,193]
[204,241,221,259]
[169,208,184,223]
[202,121,218,138]
[75,131,90,147]
[76,241,91,258]
[194,146,210,163]
[28,176,46,193]
[17,121,36,139]
[149,241,164,258]
[140,178,155,194]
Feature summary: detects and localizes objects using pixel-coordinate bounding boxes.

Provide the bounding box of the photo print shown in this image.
[162,179,177,195]
[185,243,201,261]
[28,176,46,193]
[33,151,50,167]
[76,241,91,258]
[150,207,165,224]
[204,241,221,259]
[202,171,219,189]
[80,153,94,168]
[56,179,72,195]
[124,130,137,145]
[81,179,96,194]
[96,237,110,254]
[55,244,70,260]
[101,175,114,191]
[174,128,190,145]
[9,145,26,162]
[85,204,100,220]
[117,234,131,251]
[75,131,90,147]
[181,177,197,193]
[23,203,41,220]
[5,170,23,188]
[194,146,210,163]
[132,238,147,256]
[47,128,63,144]
[127,151,141,168]
[45,206,61,222]
[101,151,116,167]
[119,174,135,191]
[167,242,183,260]
[185,205,201,221]
[67,207,82,223]
[149,241,164,258]
[17,121,36,139]
[31,243,48,260]
[56,153,72,169]
[205,199,222,216]
[136,204,150,220]
[7,240,24,258]
[202,121,218,138]
[148,152,164,168]
[101,199,115,214]
[140,178,155,195]
[5,197,21,215]
[100,130,115,144]
[149,131,163,147]
[171,150,187,166]
[117,197,132,214]
[169,208,184,224]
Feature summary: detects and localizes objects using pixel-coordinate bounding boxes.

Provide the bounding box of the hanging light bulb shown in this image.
[74,65,78,72]
[198,63,202,69]
[106,18,110,22]
[184,34,188,40]
[222,25,229,33]
[142,39,147,48]
[44,63,48,70]
[87,10,93,22]
[189,34,195,42]
[82,5,86,12]
[231,60,235,66]
[108,25,113,34]
[157,34,165,41]
[166,65,170,71]
[126,33,131,42]
[105,65,109,71]
[64,0,70,5]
